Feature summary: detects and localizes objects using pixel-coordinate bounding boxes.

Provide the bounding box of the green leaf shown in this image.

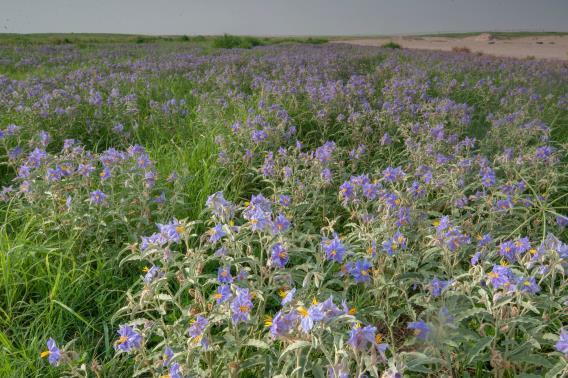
[467,336,493,364]
[455,307,490,322]
[245,339,270,350]
[545,359,567,378]
[278,340,311,362]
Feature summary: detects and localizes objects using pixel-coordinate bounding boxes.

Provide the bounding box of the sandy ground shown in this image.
[334,34,568,60]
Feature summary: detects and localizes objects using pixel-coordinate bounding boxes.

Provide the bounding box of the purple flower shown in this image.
[278,194,291,207]
[114,325,142,352]
[382,166,405,183]
[362,183,379,200]
[163,346,174,367]
[206,191,236,221]
[77,163,95,177]
[230,288,253,325]
[348,259,372,283]
[555,329,568,356]
[267,311,298,339]
[90,189,107,205]
[297,304,324,333]
[407,320,431,341]
[318,297,342,320]
[271,243,289,268]
[27,148,47,168]
[217,266,233,283]
[382,231,407,255]
[321,233,347,263]
[470,251,482,265]
[499,241,516,262]
[188,315,208,340]
[513,237,531,255]
[214,285,231,304]
[99,167,111,180]
[556,215,568,229]
[315,141,336,164]
[429,277,451,297]
[209,224,227,243]
[272,213,291,234]
[487,265,514,289]
[339,181,355,203]
[480,168,496,188]
[495,197,513,211]
[517,276,540,294]
[247,208,270,232]
[348,324,384,352]
[477,234,492,248]
[280,288,296,305]
[168,362,182,378]
[143,265,160,284]
[321,168,332,183]
[40,338,61,366]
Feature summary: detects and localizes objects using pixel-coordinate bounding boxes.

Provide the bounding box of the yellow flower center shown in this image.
[175,225,185,234]
[297,307,309,317]
[375,333,383,344]
[40,351,50,358]
[488,272,499,279]
[239,305,250,313]
[264,315,273,327]
[312,297,318,305]
[142,266,150,273]
[278,290,288,298]
[117,336,128,345]
[348,307,357,315]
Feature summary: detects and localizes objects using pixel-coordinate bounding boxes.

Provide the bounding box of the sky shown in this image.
[1,0,567,36]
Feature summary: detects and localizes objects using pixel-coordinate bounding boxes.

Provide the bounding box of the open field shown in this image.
[0,37,567,377]
[334,33,568,60]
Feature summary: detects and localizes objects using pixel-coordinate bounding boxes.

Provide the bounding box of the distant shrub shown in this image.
[212,34,264,49]
[213,34,243,49]
[305,37,328,45]
[382,41,401,49]
[179,35,190,42]
[135,36,148,44]
[452,46,471,53]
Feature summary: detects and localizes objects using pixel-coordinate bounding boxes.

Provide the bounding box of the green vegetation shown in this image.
[381,41,401,49]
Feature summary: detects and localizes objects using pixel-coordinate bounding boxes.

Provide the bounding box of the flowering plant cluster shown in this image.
[1,42,566,377]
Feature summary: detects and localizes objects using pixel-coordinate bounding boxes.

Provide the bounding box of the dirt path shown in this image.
[334,34,568,60]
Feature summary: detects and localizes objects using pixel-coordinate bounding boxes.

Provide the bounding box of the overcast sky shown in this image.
[1,0,567,36]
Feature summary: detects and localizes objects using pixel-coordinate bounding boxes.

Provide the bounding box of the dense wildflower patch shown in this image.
[0,42,567,376]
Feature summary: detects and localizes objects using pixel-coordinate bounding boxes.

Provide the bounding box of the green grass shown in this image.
[0,76,237,376]
[0,33,328,49]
